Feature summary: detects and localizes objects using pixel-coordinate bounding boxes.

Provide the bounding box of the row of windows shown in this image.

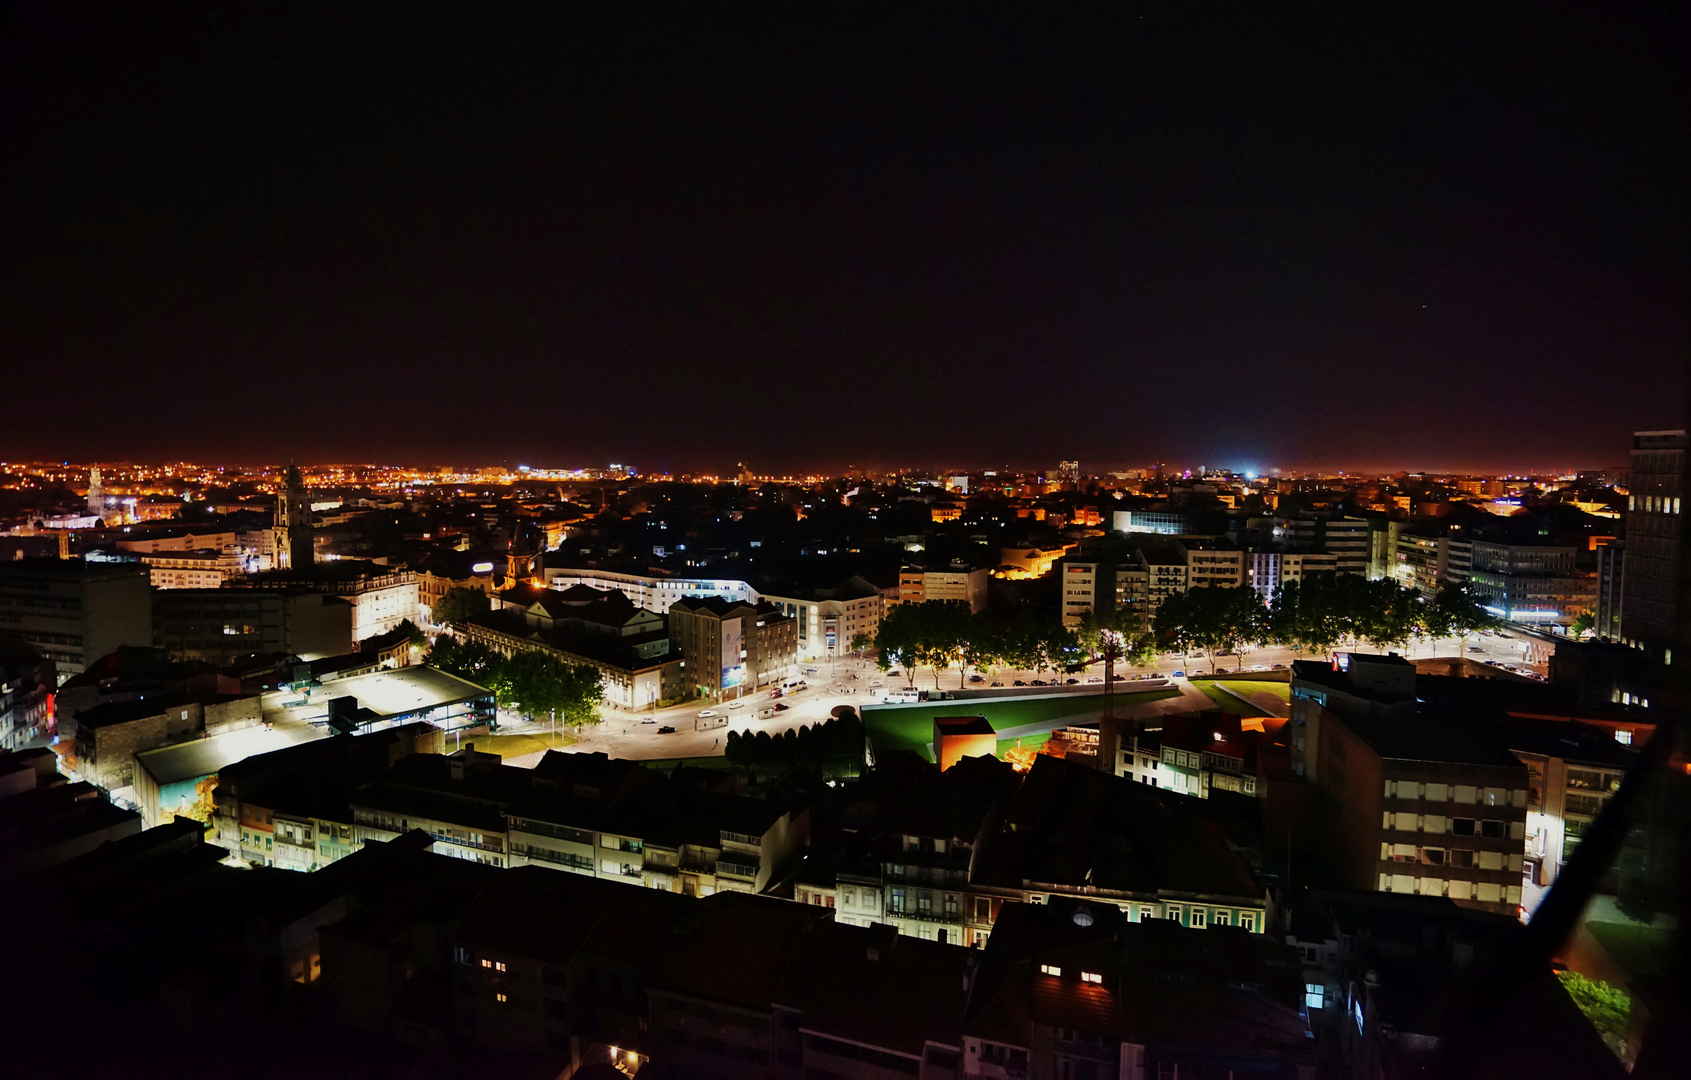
[1380,843,1524,871]
[1382,812,1524,839]
[1379,874,1523,905]
[1384,781,1526,806]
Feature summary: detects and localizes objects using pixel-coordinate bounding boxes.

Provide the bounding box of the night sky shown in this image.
[4,6,1685,474]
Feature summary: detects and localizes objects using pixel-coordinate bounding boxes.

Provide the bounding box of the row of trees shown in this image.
[873,602,1096,687]
[428,637,605,726]
[723,712,865,777]
[1153,577,1498,672]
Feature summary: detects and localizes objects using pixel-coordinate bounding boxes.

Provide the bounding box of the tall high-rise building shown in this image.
[1618,429,1685,663]
[272,465,314,571]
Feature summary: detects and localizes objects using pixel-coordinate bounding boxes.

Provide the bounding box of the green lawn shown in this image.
[1190,679,1289,716]
[1587,921,1671,978]
[471,731,578,759]
[865,689,1179,762]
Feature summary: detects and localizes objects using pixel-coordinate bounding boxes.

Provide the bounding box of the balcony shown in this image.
[430,830,504,853]
[718,858,759,879]
[886,908,963,925]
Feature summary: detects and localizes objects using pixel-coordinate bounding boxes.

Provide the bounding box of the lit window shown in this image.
[495,993,508,1004]
[480,959,492,969]
[1081,971,1102,984]
[1040,964,1062,977]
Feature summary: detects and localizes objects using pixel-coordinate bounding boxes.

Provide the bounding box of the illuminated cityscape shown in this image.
[2,6,1686,1080]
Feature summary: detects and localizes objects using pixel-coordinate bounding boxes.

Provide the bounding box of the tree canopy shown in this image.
[427,637,604,725]
[432,586,491,625]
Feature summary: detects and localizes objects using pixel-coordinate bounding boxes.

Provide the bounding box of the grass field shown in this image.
[1190,679,1289,716]
[1587,921,1671,977]
[865,689,1180,761]
[470,732,578,760]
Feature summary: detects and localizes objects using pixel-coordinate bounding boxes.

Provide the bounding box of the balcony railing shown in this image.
[885,908,963,925]
[430,830,503,853]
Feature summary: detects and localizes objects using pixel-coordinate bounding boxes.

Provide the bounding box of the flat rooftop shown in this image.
[262,664,492,725]
[136,723,326,786]
[326,666,492,718]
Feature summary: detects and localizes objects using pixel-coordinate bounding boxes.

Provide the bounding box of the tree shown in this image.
[1153,591,1196,668]
[427,636,501,683]
[1432,581,1498,654]
[958,611,1002,687]
[1569,610,1595,638]
[849,630,874,660]
[427,639,603,728]
[873,603,923,684]
[1125,631,1159,668]
[1074,610,1102,659]
[432,586,490,625]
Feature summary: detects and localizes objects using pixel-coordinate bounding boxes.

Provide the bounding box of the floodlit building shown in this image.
[235,560,419,641]
[895,564,990,612]
[667,596,796,700]
[272,464,315,570]
[933,715,997,771]
[540,566,756,613]
[756,576,884,661]
[1290,655,1530,916]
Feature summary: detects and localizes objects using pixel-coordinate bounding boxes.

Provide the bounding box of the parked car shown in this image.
[1467,645,1485,653]
[990,681,1003,687]
[1030,679,1048,686]
[728,700,744,710]
[657,725,676,734]
[1013,680,1027,687]
[698,709,718,718]
[640,719,655,724]
[1065,678,1080,685]
[1087,676,1102,683]
[969,674,986,683]
[774,702,790,711]
[1170,670,1186,679]
[1270,663,1286,670]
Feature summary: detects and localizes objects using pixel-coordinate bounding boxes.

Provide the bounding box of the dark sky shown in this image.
[4,5,1685,474]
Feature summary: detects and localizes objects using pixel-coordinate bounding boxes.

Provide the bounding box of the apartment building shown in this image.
[236,560,419,641]
[1500,718,1635,902]
[1619,428,1685,661]
[756,576,884,660]
[1142,544,1189,617]
[152,587,353,664]
[0,558,152,683]
[1177,538,1245,588]
[1244,548,1339,603]
[1058,561,1099,627]
[1393,529,1472,597]
[1467,539,1597,626]
[667,596,796,700]
[895,564,990,612]
[1290,655,1530,916]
